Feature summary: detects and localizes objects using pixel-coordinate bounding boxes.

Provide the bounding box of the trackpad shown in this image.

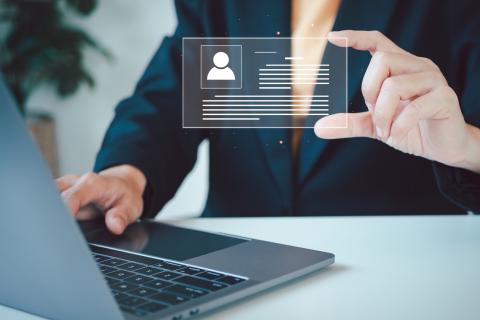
[84,220,248,261]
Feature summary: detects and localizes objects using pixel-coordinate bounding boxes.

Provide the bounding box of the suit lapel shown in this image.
[297,0,398,183]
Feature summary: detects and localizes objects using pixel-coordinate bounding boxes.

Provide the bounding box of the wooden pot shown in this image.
[27,112,60,178]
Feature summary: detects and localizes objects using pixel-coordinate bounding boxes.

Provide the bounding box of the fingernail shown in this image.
[376,127,383,138]
[366,102,373,111]
[112,215,124,230]
[327,31,339,39]
[386,136,393,145]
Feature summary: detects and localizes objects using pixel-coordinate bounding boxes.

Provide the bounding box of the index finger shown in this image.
[61,173,108,216]
[327,30,408,55]
[55,174,79,192]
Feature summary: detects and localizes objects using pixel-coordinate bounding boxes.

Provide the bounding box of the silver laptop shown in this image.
[0,74,334,320]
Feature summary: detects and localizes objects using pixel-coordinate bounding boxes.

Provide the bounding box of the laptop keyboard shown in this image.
[90,245,247,317]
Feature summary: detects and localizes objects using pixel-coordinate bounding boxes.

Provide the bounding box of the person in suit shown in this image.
[56,0,480,234]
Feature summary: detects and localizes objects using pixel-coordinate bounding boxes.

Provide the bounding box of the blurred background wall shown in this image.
[26,0,206,219]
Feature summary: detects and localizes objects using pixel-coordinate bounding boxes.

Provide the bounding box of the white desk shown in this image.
[2,216,480,319]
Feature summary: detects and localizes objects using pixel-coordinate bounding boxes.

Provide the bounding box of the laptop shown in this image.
[0,74,334,320]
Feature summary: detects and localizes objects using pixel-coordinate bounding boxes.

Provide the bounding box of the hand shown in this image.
[56,165,147,235]
[315,30,480,174]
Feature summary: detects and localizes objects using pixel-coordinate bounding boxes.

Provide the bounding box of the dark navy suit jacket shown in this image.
[95,0,480,217]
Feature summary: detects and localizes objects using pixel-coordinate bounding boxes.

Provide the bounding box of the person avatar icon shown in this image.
[207,51,236,80]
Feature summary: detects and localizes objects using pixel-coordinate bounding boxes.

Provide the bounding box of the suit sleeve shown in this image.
[94,0,207,218]
[434,0,480,213]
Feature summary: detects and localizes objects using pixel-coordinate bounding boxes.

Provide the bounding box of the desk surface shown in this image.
[2,215,480,320]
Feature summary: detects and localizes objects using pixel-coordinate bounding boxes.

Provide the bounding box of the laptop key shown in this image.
[152,261,183,271]
[127,287,157,297]
[107,270,135,280]
[136,267,162,276]
[164,262,183,270]
[196,271,223,280]
[175,276,227,291]
[143,279,171,290]
[124,275,154,285]
[119,262,145,271]
[102,258,128,267]
[139,302,168,313]
[150,292,189,305]
[150,261,166,269]
[119,296,148,307]
[99,265,116,274]
[216,275,246,285]
[166,284,208,298]
[111,282,139,292]
[120,306,136,314]
[155,271,181,280]
[112,291,130,301]
[93,254,110,263]
[177,267,203,275]
[105,276,120,286]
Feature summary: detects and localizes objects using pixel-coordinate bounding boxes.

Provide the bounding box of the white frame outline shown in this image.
[182,37,348,129]
[200,45,243,90]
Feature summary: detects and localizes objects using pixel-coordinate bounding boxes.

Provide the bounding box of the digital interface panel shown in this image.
[182,37,347,128]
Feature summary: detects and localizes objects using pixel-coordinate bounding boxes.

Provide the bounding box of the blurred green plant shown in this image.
[0,0,111,115]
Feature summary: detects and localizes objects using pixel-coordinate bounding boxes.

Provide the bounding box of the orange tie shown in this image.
[290,0,340,155]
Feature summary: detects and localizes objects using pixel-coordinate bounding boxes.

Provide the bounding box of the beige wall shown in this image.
[28,0,206,219]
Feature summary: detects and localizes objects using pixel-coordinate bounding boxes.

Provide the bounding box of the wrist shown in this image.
[456,124,480,174]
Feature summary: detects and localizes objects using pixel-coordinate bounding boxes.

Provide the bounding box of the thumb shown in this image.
[105,205,140,235]
[314,112,376,139]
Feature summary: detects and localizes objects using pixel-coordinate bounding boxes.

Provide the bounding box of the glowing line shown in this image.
[203,113,329,116]
[203,118,260,120]
[202,108,329,111]
[259,73,329,76]
[202,99,329,102]
[258,87,291,89]
[214,95,329,97]
[259,82,330,85]
[258,78,328,80]
[259,68,329,71]
[202,104,329,107]
[266,64,329,67]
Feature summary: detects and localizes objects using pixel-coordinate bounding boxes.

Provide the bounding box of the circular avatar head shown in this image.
[213,52,229,69]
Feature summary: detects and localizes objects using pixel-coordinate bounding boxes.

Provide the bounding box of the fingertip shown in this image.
[314,118,329,138]
[328,30,346,37]
[61,192,79,217]
[327,31,337,38]
[314,115,347,139]
[365,101,374,112]
[327,36,347,47]
[55,179,71,193]
[55,174,78,192]
[55,180,63,190]
[373,115,390,139]
[106,213,126,235]
[327,30,350,47]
